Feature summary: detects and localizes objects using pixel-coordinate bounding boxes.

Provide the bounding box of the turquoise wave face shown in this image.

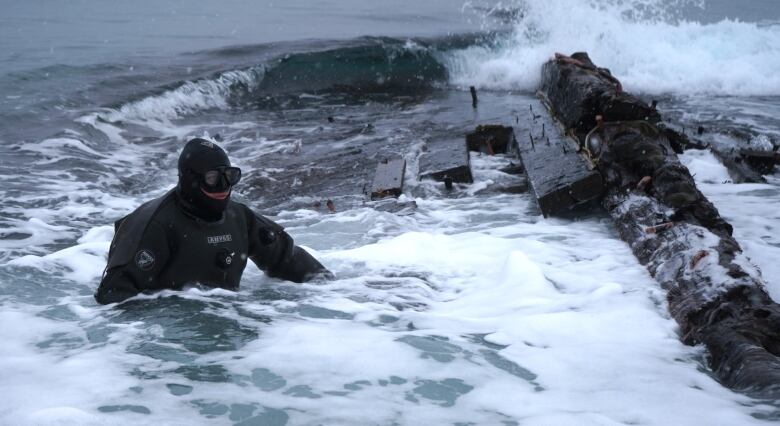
[256,39,448,95]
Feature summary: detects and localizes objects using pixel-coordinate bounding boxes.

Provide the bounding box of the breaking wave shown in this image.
[445,0,780,95]
[103,68,263,122]
[98,0,780,126]
[102,38,452,123]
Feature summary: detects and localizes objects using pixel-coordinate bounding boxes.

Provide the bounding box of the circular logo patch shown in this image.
[134,249,155,271]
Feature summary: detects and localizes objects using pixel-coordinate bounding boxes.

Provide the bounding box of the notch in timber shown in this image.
[467,125,515,155]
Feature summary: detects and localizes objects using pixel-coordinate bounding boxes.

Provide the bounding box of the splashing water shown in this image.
[446,0,780,95]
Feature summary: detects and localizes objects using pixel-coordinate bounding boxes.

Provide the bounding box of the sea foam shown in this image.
[445,0,780,95]
[103,68,263,123]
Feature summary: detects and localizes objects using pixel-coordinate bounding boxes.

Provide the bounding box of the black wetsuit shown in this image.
[94,189,327,304]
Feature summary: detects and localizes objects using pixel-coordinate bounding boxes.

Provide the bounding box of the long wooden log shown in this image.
[541,53,780,398]
[544,51,778,183]
[541,52,661,139]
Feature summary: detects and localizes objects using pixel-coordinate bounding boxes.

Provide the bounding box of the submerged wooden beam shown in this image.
[419,138,473,184]
[518,100,603,217]
[662,126,777,183]
[370,158,406,200]
[541,52,780,398]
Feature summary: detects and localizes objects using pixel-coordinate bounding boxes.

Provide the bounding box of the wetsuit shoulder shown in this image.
[106,190,176,270]
[95,190,176,304]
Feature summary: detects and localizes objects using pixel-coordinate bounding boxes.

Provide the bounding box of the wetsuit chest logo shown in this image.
[207,234,233,244]
[135,249,155,271]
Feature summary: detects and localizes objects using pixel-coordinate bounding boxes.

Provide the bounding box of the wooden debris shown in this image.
[541,52,660,141]
[645,222,674,234]
[661,125,778,184]
[518,100,603,217]
[689,250,709,269]
[419,139,473,184]
[541,52,780,399]
[637,175,652,190]
[370,158,406,200]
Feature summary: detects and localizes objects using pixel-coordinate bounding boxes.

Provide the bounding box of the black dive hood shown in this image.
[177,138,232,221]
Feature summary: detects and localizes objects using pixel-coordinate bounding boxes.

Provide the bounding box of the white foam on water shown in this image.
[18,137,108,160]
[681,149,780,300]
[0,307,139,425]
[4,180,775,424]
[212,202,774,424]
[1,77,777,426]
[680,148,733,183]
[102,68,263,124]
[7,240,108,283]
[445,0,780,95]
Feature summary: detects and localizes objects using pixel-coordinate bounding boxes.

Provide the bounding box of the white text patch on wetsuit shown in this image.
[207,234,233,244]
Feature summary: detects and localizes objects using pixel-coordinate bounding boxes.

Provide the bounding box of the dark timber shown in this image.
[541,52,780,398]
[661,126,778,183]
[419,138,473,184]
[466,125,515,155]
[545,52,778,183]
[370,158,406,200]
[517,100,603,217]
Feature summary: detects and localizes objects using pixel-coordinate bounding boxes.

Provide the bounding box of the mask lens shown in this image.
[203,170,220,187]
[224,167,242,185]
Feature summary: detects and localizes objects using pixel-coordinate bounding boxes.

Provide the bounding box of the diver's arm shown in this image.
[94,221,171,304]
[247,212,331,283]
[95,269,142,304]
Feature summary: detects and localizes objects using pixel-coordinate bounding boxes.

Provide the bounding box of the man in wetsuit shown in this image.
[94,138,330,304]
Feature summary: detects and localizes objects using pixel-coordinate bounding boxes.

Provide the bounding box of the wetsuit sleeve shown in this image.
[94,221,172,304]
[247,211,332,283]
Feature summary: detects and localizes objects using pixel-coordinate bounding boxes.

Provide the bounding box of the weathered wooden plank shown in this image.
[518,100,603,217]
[419,138,473,184]
[370,158,406,200]
[466,125,515,155]
[542,53,780,399]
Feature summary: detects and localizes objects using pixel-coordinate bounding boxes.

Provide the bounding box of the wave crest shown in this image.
[445,0,780,95]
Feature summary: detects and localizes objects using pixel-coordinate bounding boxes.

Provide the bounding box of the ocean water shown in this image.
[1,0,780,424]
